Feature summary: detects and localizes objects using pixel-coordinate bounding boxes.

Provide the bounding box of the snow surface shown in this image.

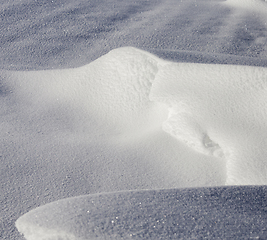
[150,61,267,185]
[12,46,267,239]
[16,186,267,239]
[1,0,267,239]
[225,0,267,13]
[5,46,267,186]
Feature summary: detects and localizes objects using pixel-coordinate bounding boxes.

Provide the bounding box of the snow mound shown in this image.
[4,46,267,186]
[0,46,225,197]
[16,186,267,240]
[7,46,267,238]
[1,47,167,137]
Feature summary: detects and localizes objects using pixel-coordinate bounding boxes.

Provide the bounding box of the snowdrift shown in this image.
[150,62,267,185]
[16,186,267,240]
[3,47,267,187]
[9,46,267,239]
[2,0,267,239]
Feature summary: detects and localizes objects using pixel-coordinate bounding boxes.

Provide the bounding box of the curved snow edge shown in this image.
[16,185,267,240]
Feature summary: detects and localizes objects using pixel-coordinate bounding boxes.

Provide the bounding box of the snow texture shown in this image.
[13,46,267,239]
[1,0,267,239]
[4,47,267,186]
[16,186,267,239]
[150,61,267,185]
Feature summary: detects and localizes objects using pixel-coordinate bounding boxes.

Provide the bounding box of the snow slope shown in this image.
[4,47,267,186]
[16,186,267,240]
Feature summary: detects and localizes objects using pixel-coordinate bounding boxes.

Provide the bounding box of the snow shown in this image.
[150,62,267,185]
[1,0,267,239]
[16,186,267,239]
[1,47,166,135]
[225,0,267,12]
[11,46,267,239]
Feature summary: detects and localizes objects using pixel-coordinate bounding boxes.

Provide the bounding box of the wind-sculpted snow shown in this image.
[1,47,166,136]
[150,62,267,185]
[7,47,267,239]
[4,47,267,188]
[2,0,267,239]
[16,186,267,240]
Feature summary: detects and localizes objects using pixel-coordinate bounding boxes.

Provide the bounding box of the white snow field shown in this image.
[1,0,267,239]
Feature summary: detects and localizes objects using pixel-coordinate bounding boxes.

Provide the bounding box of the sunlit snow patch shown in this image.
[150,62,267,185]
[16,186,267,240]
[1,47,167,137]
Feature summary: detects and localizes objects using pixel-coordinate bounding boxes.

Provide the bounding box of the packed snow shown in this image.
[1,0,267,239]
